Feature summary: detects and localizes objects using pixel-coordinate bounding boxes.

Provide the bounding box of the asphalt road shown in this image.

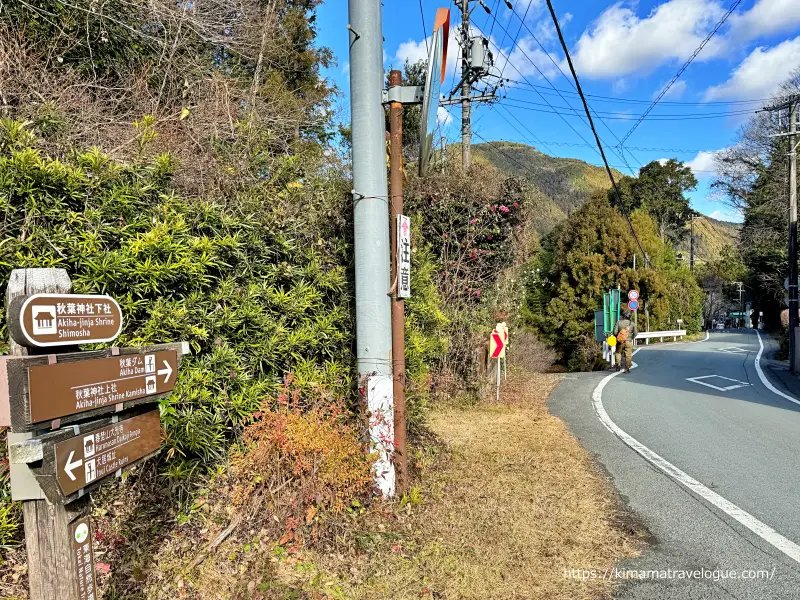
[550,330,800,599]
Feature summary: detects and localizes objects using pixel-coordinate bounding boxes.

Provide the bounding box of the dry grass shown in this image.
[318,371,643,600]
[1,370,644,600]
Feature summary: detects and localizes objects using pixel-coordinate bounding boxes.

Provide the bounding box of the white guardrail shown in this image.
[634,330,687,345]
[603,330,689,366]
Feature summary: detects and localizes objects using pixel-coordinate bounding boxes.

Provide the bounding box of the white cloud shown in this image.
[728,0,800,41]
[437,106,453,127]
[704,36,800,100]
[494,36,561,81]
[342,62,349,75]
[570,0,726,79]
[709,209,742,222]
[654,80,688,100]
[687,148,728,178]
[393,27,460,78]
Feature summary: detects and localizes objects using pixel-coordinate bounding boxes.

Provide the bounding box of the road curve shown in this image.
[549,330,800,599]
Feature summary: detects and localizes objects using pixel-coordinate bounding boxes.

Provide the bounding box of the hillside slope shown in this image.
[472,141,624,235]
[473,142,740,254]
[675,217,740,264]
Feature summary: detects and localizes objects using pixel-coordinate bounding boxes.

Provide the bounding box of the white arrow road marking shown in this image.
[594,348,800,565]
[157,360,173,383]
[64,451,83,482]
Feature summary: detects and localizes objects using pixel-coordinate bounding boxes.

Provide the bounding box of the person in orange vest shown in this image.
[613,310,638,374]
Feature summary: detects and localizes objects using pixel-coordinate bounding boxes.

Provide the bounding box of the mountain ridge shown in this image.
[472,141,739,262]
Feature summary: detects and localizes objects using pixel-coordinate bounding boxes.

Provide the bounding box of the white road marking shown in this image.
[593,348,800,565]
[717,346,748,354]
[754,330,800,408]
[685,374,751,392]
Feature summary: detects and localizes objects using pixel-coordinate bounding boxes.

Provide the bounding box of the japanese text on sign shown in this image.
[71,517,97,600]
[27,350,177,424]
[397,215,412,299]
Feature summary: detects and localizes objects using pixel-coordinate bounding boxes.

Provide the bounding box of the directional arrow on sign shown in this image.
[158,360,173,383]
[64,450,83,482]
[490,330,505,358]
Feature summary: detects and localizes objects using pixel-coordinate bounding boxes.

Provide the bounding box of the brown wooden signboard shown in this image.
[55,410,161,497]
[28,349,177,423]
[70,516,97,600]
[0,342,188,431]
[9,293,122,347]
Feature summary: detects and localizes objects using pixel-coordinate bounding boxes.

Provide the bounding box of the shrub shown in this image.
[0,120,354,478]
[528,194,704,368]
[230,376,373,514]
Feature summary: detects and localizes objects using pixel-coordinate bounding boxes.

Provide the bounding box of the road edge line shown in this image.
[592,350,800,565]
[754,330,800,407]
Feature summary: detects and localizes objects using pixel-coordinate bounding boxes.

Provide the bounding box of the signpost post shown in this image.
[3,269,186,600]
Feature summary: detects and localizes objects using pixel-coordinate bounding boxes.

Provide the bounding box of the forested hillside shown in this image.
[675,217,740,264]
[472,141,625,234]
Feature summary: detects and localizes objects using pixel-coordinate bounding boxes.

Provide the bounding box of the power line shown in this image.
[500,98,757,120]
[472,23,607,163]
[545,0,651,268]
[485,17,639,174]
[486,0,501,38]
[470,135,727,173]
[496,103,557,155]
[419,0,429,54]
[491,139,710,154]
[503,94,762,116]
[618,0,744,146]
[500,5,642,171]
[471,130,543,173]
[503,79,778,106]
[497,0,534,81]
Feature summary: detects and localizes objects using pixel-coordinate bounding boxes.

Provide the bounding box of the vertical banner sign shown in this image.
[397,215,412,298]
[70,516,97,600]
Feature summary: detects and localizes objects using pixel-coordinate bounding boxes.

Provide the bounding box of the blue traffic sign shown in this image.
[629,299,640,311]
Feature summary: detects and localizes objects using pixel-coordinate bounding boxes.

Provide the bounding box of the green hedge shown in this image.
[0,119,355,476]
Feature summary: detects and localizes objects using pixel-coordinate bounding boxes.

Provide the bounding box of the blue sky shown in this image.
[316,0,800,222]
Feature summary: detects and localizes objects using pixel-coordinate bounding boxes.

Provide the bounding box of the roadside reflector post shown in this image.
[496,357,501,402]
[489,323,507,401]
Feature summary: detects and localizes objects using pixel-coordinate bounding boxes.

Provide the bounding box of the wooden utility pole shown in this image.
[460,0,471,168]
[762,95,799,369]
[690,214,695,272]
[7,269,92,600]
[790,101,798,368]
[388,70,408,494]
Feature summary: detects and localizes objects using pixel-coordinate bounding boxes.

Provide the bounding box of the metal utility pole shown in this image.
[348,0,392,379]
[388,70,408,494]
[348,0,394,497]
[460,0,471,168]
